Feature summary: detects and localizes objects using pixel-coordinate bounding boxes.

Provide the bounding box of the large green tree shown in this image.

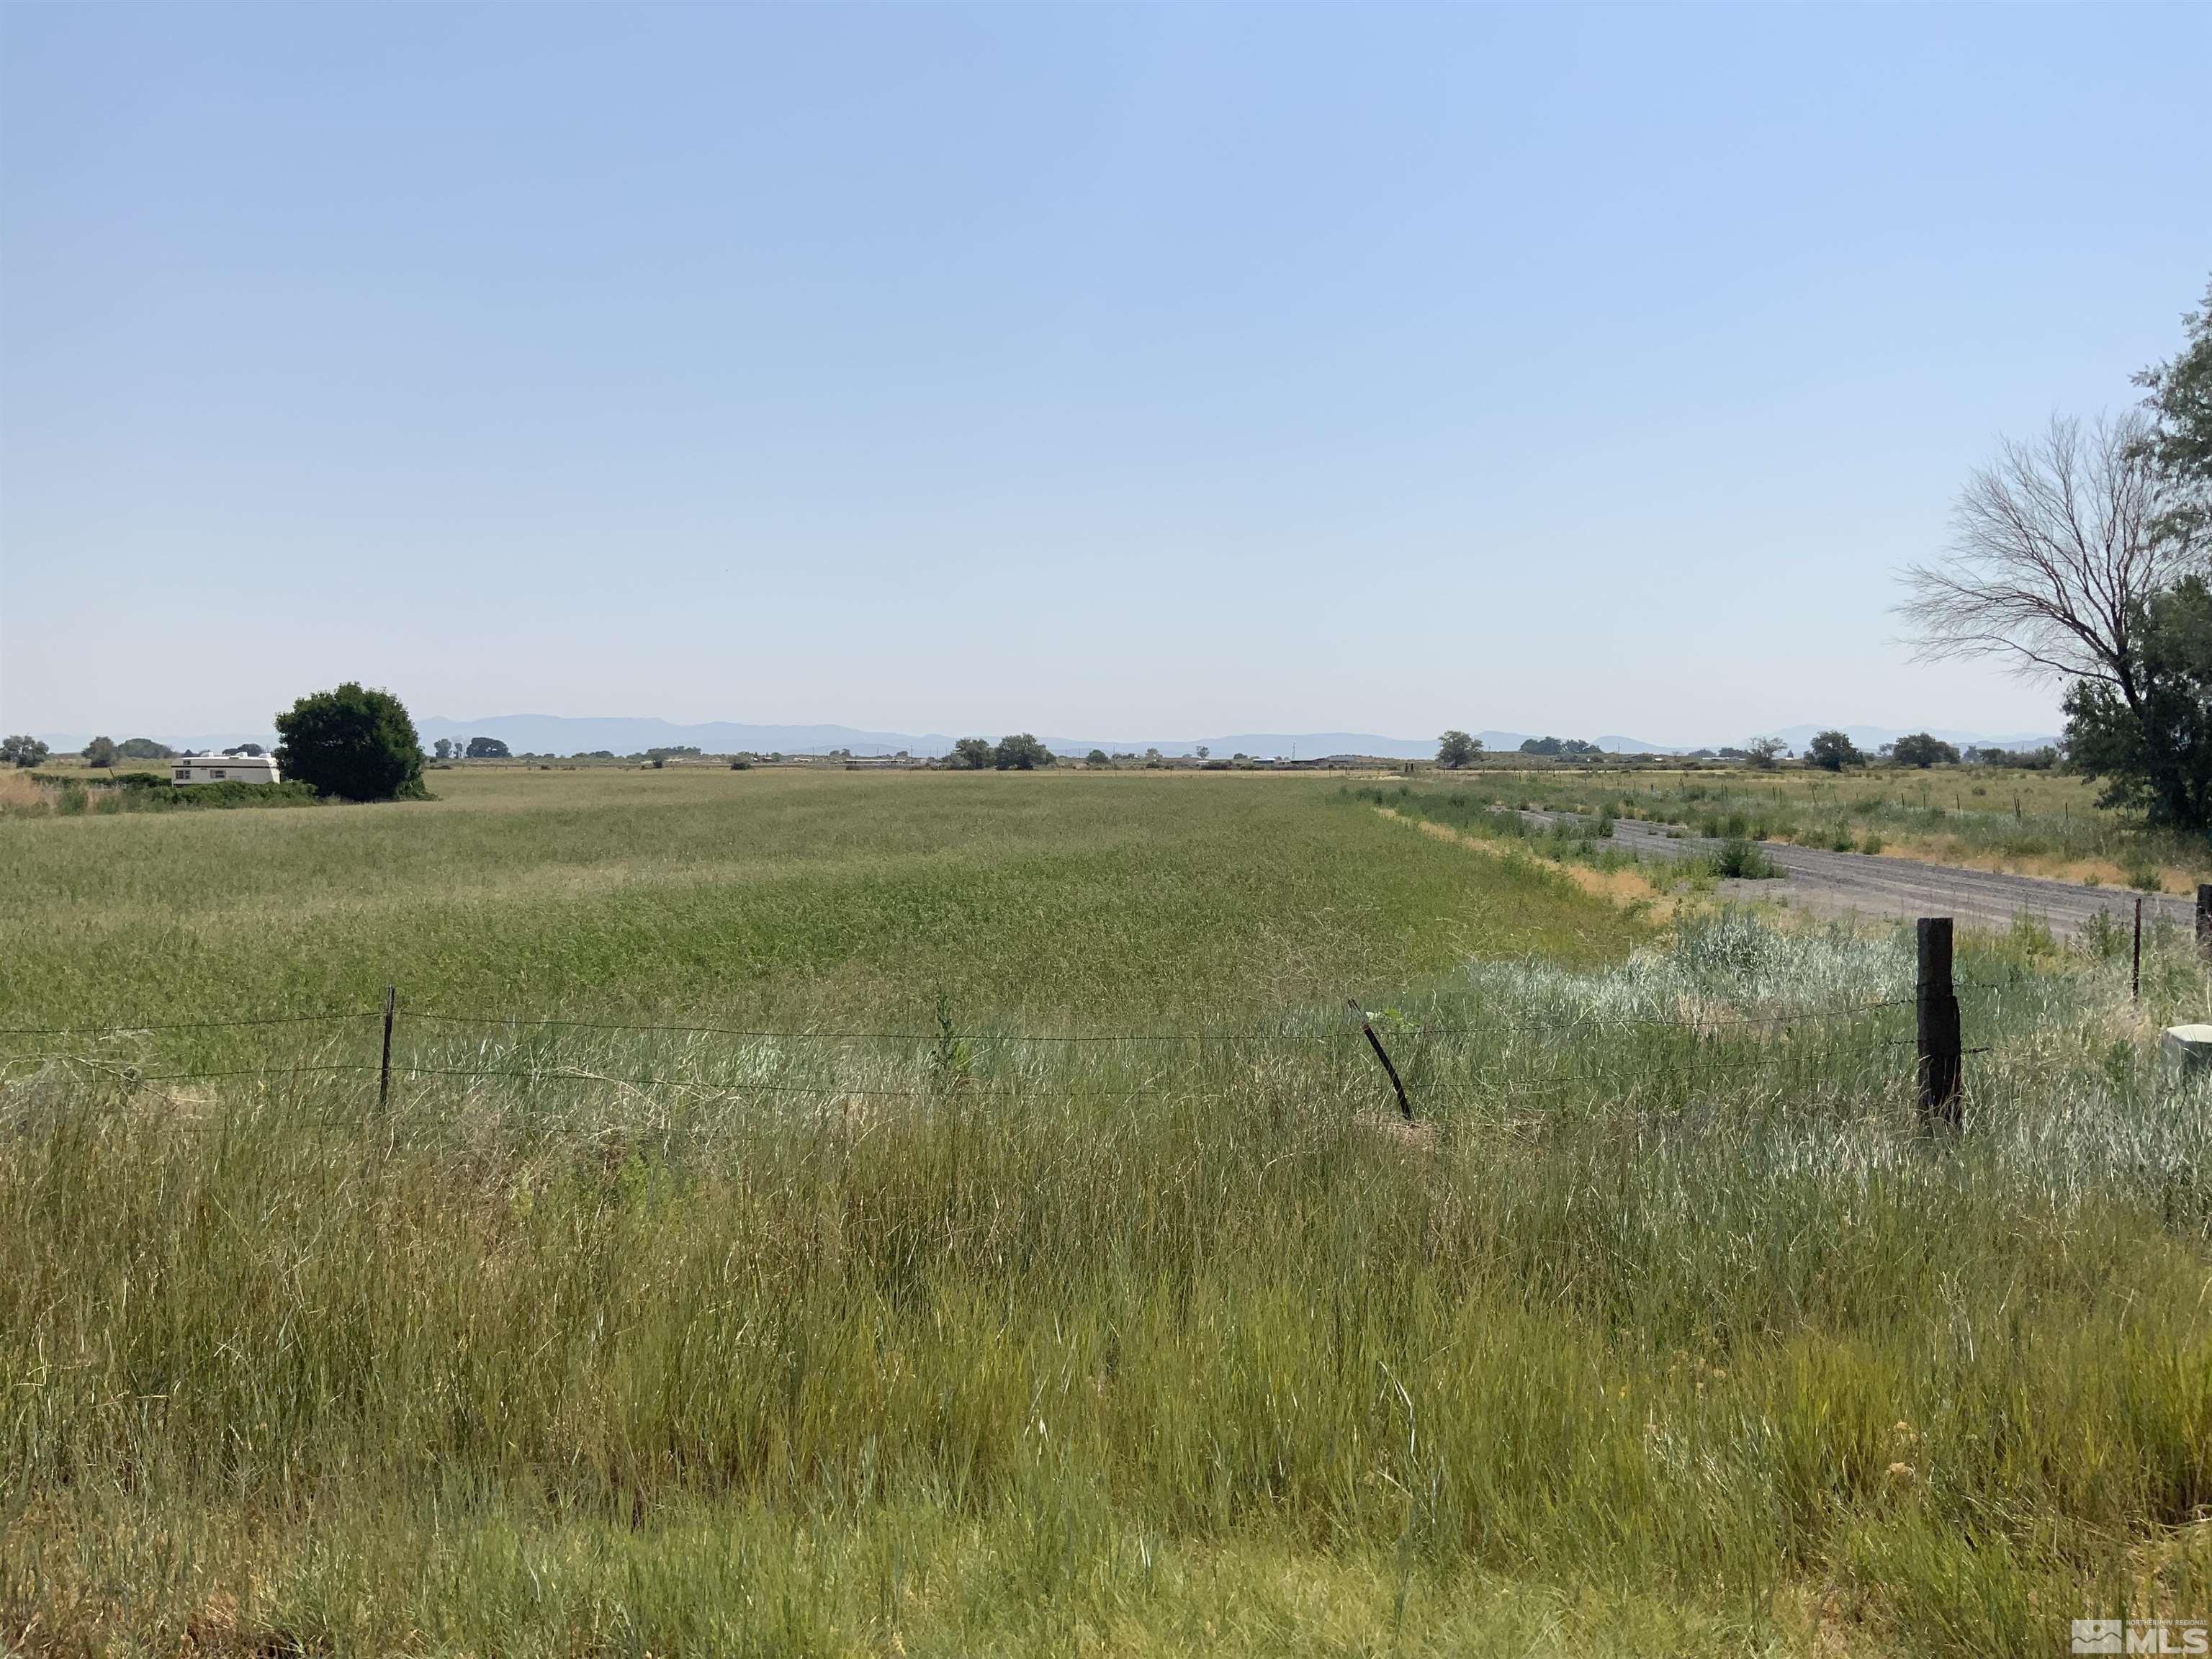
[1,734,48,768]
[2136,274,2212,550]
[274,683,428,801]
[992,733,1053,770]
[1519,737,1598,757]
[2065,577,2212,830]
[948,738,994,770]
[1805,730,1863,771]
[1889,732,1959,768]
[1436,730,1480,769]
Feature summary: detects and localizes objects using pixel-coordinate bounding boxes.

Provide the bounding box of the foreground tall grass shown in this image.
[6,914,2211,1655]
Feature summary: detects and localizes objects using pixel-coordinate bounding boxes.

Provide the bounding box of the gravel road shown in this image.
[1523,810,2193,940]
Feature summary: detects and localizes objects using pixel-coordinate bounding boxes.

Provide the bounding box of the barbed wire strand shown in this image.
[0,1010,375,1038]
[8,1041,2108,1101]
[0,988,1975,1047]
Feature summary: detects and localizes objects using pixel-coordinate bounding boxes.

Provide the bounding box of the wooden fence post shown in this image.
[1916,919,1961,1128]
[1347,999,1413,1122]
[2134,897,2144,1002]
[379,985,397,1109]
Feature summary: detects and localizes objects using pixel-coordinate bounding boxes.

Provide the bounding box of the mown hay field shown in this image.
[4,768,2210,1656]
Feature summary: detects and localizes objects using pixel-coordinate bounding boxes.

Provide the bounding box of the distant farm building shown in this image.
[171,754,282,785]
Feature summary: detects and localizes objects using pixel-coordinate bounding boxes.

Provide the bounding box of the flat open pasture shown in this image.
[5,771,2211,1655]
[0,767,1633,1035]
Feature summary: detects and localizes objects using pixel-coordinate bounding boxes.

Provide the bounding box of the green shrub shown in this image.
[27,775,320,813]
[32,770,169,790]
[2077,909,2126,960]
[1711,837,1781,879]
[2007,914,2059,957]
[163,781,322,811]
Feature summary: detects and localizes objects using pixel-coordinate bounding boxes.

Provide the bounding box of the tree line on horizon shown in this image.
[0,735,269,769]
[1428,728,2054,773]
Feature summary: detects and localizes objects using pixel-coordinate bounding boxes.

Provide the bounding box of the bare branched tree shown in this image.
[1897,413,2188,710]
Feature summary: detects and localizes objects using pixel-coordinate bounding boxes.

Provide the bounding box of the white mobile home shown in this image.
[171,754,282,785]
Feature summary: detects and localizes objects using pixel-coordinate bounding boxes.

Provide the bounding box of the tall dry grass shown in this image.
[4,915,2210,1655]
[0,768,46,816]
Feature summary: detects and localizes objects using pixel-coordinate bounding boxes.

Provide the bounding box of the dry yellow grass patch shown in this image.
[1794,832,2182,894]
[1376,807,1678,917]
[0,770,45,814]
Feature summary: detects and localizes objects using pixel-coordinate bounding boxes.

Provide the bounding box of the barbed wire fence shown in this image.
[0,917,2080,1131]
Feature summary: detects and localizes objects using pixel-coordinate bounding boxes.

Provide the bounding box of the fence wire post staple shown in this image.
[1346,998,1413,1122]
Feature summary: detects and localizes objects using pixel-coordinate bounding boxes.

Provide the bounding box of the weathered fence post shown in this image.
[1916,919,1961,1128]
[2134,897,2144,1002]
[2198,885,2212,957]
[1347,998,1413,1122]
[379,984,397,1109]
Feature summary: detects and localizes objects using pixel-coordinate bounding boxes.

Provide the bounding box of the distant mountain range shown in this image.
[28,714,2062,760]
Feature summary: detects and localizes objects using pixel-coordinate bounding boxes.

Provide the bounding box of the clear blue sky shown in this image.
[4,3,2207,745]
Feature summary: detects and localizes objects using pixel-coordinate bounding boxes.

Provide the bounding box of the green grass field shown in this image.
[4,770,2210,1656]
[0,767,1632,1035]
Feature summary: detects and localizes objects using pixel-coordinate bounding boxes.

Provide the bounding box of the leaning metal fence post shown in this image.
[1347,998,1413,1122]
